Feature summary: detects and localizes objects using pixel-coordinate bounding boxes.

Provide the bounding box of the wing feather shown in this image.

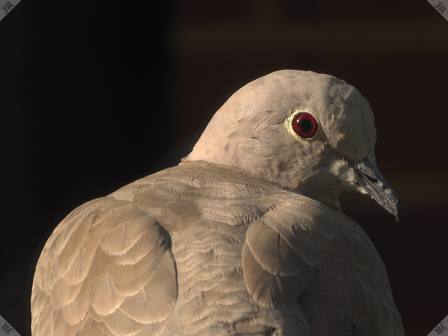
[31,196,178,336]
[243,193,404,335]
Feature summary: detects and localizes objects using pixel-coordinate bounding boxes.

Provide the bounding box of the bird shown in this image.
[31,70,404,336]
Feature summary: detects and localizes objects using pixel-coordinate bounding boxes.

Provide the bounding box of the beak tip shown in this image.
[393,209,399,222]
[380,199,399,222]
[385,191,399,222]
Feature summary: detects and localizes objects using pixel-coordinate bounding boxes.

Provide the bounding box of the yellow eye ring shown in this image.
[285,108,320,141]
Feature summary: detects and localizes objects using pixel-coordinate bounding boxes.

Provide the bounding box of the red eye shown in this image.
[291,112,319,138]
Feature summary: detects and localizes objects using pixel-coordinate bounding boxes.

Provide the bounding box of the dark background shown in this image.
[0,0,447,335]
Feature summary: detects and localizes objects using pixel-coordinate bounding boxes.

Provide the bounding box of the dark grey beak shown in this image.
[352,158,399,221]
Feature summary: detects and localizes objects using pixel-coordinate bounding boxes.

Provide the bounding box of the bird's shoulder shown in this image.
[110,160,287,230]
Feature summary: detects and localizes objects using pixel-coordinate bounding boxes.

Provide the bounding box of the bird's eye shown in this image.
[291,112,319,138]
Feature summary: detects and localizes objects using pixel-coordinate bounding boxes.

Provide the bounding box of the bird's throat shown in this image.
[295,183,343,212]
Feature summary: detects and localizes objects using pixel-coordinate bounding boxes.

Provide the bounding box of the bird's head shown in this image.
[185,70,398,220]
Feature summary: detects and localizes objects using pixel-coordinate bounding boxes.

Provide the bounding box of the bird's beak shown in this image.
[352,158,399,221]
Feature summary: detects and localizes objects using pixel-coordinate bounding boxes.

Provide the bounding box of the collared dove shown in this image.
[31,70,404,336]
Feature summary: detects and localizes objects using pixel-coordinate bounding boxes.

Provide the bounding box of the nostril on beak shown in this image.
[363,174,378,184]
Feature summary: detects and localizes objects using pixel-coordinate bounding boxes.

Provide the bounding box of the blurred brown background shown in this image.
[0,0,447,335]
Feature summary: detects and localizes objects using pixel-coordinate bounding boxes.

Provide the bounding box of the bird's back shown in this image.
[31,161,403,335]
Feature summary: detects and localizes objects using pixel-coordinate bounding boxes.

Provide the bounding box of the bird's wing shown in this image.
[243,193,404,336]
[31,196,177,336]
[242,194,316,336]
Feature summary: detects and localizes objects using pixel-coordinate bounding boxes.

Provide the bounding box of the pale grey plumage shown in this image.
[31,70,404,335]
